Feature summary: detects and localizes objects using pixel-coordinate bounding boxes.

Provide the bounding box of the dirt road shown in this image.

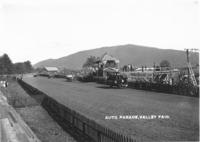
[23,76,199,141]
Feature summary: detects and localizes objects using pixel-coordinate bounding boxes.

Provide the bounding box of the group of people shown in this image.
[0,75,10,88]
[0,80,8,88]
[122,64,135,72]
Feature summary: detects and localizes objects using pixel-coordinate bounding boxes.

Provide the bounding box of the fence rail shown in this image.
[18,79,136,142]
[128,81,199,97]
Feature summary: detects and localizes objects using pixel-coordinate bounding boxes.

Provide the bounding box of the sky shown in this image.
[0,0,199,64]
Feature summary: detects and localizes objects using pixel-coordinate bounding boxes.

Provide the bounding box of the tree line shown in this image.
[0,53,33,75]
[82,56,100,68]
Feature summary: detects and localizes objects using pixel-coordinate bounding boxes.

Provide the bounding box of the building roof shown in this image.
[101,53,120,63]
[44,67,59,72]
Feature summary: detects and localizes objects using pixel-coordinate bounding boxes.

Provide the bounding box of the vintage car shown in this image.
[65,74,74,82]
[106,72,128,88]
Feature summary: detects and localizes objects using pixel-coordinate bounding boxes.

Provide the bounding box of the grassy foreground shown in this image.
[23,77,199,141]
[0,79,76,142]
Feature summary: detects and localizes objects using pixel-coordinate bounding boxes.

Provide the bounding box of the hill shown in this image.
[34,44,199,70]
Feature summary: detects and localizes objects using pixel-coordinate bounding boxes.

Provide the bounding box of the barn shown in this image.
[39,67,59,77]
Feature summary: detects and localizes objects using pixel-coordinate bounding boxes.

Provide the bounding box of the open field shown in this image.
[23,76,199,141]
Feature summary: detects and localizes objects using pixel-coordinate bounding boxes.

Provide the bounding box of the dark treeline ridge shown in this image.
[0,53,33,75]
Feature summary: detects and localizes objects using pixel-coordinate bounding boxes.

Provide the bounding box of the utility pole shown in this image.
[185,49,190,83]
[184,48,199,85]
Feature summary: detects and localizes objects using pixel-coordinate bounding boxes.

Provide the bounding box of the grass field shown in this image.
[23,76,199,141]
[0,79,76,142]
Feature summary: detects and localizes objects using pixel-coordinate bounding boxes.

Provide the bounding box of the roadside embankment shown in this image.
[0,90,40,142]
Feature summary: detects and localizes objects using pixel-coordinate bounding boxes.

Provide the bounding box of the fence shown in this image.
[18,79,136,142]
[128,81,199,97]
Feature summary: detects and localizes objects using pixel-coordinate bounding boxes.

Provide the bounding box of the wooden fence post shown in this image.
[97,131,101,142]
[83,122,86,134]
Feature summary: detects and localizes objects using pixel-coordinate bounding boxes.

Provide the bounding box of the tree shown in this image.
[13,63,25,74]
[13,61,33,74]
[24,61,33,73]
[82,56,100,68]
[0,54,13,74]
[160,60,171,67]
[0,53,33,74]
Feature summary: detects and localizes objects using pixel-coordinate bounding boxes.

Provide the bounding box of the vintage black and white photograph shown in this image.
[0,0,199,142]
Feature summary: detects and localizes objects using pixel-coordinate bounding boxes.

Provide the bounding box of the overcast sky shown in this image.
[0,0,199,64]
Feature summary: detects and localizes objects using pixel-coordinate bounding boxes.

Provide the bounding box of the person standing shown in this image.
[5,80,8,87]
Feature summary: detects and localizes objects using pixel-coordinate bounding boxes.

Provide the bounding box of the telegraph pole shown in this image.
[185,49,190,83]
[184,48,199,84]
